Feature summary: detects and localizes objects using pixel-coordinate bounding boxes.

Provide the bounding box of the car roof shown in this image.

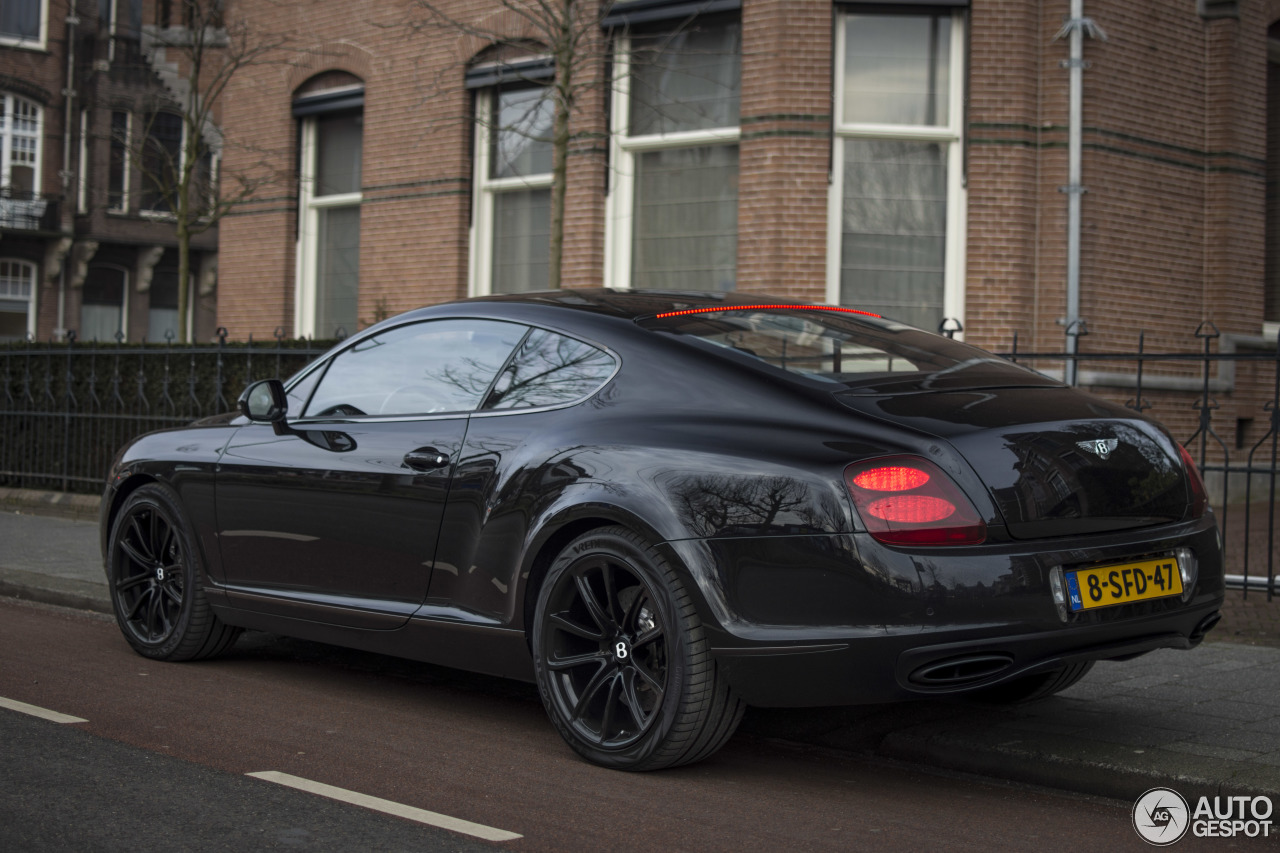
[454,288,822,322]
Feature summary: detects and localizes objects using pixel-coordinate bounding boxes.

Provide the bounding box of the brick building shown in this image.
[213,0,1277,371]
[1,0,219,345]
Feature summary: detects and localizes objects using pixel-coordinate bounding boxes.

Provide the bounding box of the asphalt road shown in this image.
[1,597,1273,852]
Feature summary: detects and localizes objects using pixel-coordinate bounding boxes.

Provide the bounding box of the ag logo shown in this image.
[1077,438,1119,459]
[1134,787,1190,845]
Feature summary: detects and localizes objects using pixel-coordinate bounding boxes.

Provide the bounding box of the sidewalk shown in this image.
[2,487,1278,804]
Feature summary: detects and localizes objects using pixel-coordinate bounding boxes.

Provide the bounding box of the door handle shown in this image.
[403,447,450,472]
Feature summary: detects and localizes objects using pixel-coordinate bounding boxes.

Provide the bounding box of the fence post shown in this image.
[61,333,76,493]
[1125,331,1151,413]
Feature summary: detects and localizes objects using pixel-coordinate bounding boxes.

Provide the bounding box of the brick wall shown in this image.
[216,0,1273,361]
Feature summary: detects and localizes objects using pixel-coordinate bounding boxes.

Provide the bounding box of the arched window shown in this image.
[468,58,555,295]
[0,258,36,341]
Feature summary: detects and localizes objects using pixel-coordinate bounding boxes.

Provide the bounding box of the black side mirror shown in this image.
[238,379,288,424]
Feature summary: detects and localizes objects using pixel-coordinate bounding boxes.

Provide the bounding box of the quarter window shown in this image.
[483,329,615,410]
[608,19,741,292]
[829,11,966,333]
[304,319,525,417]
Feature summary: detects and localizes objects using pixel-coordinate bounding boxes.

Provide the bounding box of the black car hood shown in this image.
[835,386,1191,539]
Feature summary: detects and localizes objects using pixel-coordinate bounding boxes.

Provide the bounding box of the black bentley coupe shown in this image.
[100,289,1223,770]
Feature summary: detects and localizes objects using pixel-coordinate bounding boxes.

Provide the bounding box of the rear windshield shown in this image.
[639,307,1058,394]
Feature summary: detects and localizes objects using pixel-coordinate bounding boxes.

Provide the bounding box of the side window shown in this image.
[483,329,616,410]
[304,319,525,417]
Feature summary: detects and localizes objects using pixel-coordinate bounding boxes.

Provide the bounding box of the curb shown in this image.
[871,725,1280,804]
[0,487,102,522]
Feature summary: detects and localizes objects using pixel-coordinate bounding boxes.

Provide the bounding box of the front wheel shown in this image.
[107,483,240,661]
[532,527,743,770]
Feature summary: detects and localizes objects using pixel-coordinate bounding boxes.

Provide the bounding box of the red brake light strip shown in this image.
[653,304,882,319]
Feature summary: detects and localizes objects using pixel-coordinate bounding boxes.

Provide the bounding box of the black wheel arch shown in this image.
[517,503,721,650]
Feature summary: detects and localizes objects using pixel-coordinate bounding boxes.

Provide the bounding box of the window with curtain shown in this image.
[1,93,41,197]
[830,11,965,333]
[81,266,127,342]
[297,100,363,338]
[0,259,35,341]
[471,85,554,295]
[0,0,44,46]
[609,19,741,292]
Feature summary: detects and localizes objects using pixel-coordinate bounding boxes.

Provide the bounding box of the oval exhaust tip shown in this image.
[908,653,1015,688]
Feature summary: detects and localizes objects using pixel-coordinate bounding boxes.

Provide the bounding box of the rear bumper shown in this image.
[678,514,1224,707]
[712,598,1222,707]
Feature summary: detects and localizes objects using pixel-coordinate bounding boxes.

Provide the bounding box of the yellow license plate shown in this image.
[1066,557,1183,612]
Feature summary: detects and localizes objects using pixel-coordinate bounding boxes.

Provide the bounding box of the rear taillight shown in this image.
[844,456,987,546]
[1176,443,1209,518]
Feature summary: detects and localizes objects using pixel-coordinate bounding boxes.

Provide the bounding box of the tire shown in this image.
[107,483,240,661]
[532,526,744,771]
[975,660,1095,704]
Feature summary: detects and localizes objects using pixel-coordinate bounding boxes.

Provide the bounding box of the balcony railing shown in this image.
[0,189,60,232]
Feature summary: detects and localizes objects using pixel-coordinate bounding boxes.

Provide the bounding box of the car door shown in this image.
[215,318,527,629]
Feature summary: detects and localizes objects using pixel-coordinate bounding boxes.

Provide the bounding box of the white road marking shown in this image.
[246,771,522,842]
[0,696,88,724]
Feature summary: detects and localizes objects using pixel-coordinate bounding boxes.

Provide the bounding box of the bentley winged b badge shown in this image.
[1077,438,1119,459]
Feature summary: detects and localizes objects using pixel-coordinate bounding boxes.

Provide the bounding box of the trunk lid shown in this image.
[834,386,1192,539]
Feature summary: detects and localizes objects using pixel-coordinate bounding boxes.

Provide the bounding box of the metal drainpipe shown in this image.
[1056,2,1105,385]
[57,9,80,340]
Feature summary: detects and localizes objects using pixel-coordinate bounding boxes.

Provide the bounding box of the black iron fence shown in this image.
[997,323,1279,599]
[1,323,1276,598]
[0,329,332,495]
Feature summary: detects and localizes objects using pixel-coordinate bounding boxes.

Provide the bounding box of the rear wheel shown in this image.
[107,483,240,661]
[976,660,1095,704]
[532,526,743,770]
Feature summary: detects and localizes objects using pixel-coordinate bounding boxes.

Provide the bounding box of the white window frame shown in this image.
[826,9,968,333]
[0,0,47,50]
[140,111,185,219]
[469,87,554,296]
[108,110,132,214]
[1,92,42,194]
[295,110,362,338]
[76,109,88,214]
[605,33,741,291]
[0,258,37,340]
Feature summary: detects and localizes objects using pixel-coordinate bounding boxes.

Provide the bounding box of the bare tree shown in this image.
[407,0,610,291]
[406,1,737,292]
[125,0,293,341]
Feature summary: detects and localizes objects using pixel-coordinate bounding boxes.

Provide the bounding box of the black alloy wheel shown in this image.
[108,483,239,661]
[533,526,743,770]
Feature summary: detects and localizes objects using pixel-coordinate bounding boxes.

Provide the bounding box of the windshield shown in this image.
[639,307,1058,394]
